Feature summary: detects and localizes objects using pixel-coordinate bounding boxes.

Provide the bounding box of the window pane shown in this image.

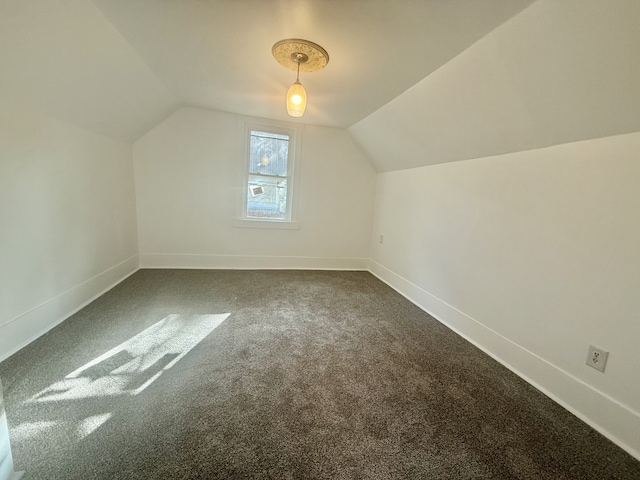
[249,130,289,176]
[247,176,287,219]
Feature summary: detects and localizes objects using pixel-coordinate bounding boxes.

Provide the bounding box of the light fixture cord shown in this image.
[296,58,300,83]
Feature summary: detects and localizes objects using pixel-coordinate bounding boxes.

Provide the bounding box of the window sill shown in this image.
[232,218,299,230]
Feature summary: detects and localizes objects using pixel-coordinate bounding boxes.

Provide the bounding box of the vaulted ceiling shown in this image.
[0,0,533,142]
[1,1,638,171]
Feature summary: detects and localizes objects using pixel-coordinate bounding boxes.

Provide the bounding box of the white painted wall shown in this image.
[369,132,640,458]
[0,106,139,362]
[134,107,376,269]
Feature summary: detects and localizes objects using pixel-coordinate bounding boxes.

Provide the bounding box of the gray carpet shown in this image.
[1,269,638,479]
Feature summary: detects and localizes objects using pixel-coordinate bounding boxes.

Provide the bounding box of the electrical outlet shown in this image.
[586,345,608,373]
[379,234,384,244]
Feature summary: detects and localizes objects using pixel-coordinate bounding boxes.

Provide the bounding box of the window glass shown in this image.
[247,177,287,219]
[248,131,289,176]
[245,130,290,220]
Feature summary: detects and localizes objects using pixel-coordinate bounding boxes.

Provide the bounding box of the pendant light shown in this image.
[286,55,307,117]
[272,39,329,118]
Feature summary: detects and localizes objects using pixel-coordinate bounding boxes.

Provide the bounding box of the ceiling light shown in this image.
[272,39,329,118]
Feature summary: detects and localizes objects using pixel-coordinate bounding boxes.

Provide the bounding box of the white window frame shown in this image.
[233,118,303,229]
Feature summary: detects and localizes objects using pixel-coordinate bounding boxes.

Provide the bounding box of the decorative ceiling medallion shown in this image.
[272,39,329,73]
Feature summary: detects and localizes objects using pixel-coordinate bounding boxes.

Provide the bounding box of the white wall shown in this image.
[369,131,640,459]
[134,107,376,269]
[0,106,139,362]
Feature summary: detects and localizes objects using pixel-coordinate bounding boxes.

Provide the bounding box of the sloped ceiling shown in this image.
[1,1,637,170]
[89,0,533,130]
[351,0,640,171]
[0,0,180,143]
[0,0,533,144]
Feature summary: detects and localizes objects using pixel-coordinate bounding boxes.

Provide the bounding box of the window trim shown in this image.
[234,118,303,229]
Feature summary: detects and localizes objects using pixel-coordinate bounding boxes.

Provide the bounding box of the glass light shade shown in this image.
[286,80,307,117]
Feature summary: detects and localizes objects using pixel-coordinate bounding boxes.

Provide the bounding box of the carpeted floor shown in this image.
[1,269,638,479]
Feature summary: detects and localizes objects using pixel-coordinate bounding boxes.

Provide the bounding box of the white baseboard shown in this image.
[369,259,640,461]
[0,255,139,363]
[140,253,369,271]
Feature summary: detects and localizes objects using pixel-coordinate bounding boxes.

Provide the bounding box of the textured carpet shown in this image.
[1,269,638,479]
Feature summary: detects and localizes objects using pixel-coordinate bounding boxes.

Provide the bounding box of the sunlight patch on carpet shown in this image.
[77,413,112,439]
[29,314,229,403]
[9,421,57,442]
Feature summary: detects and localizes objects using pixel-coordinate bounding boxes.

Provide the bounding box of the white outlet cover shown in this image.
[586,345,609,373]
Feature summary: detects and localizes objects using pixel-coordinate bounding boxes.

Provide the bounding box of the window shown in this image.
[234,121,302,229]
[246,130,290,219]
